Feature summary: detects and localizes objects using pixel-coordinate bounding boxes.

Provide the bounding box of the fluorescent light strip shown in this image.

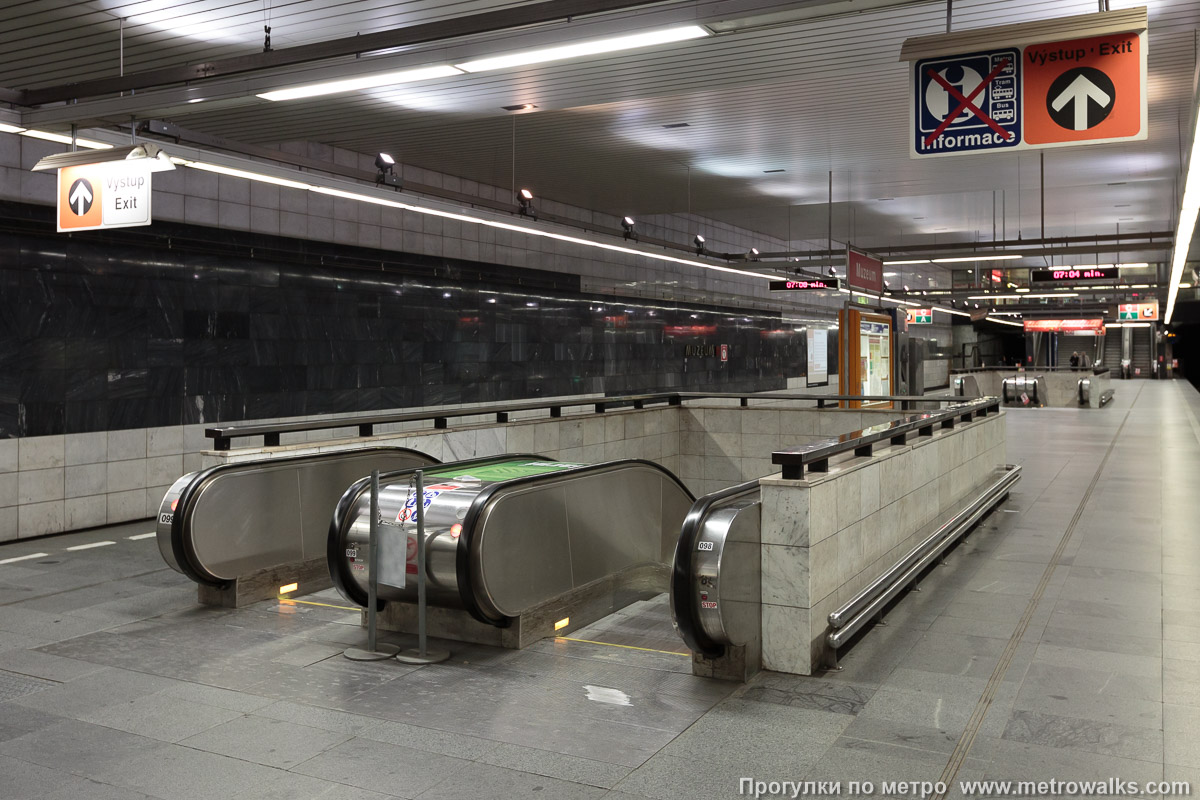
[0,123,25,134]
[1166,207,1197,324]
[1168,101,1200,323]
[933,306,970,317]
[882,259,930,265]
[258,64,463,101]
[455,25,709,72]
[986,316,1024,327]
[931,254,1023,263]
[257,25,710,102]
[966,293,1078,300]
[19,129,113,149]
[171,158,781,286]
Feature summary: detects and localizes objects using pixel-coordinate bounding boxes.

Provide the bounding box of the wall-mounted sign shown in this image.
[904,9,1147,157]
[1023,318,1106,333]
[719,344,729,362]
[906,308,934,324]
[807,328,828,387]
[847,248,884,294]
[991,269,1004,283]
[1031,266,1118,282]
[1118,301,1158,320]
[57,161,153,232]
[768,278,841,292]
[684,344,717,357]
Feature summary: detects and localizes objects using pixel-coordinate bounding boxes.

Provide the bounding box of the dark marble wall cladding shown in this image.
[0,201,824,438]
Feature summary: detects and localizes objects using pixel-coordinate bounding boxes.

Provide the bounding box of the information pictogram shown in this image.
[914,49,1021,155]
[1024,33,1143,144]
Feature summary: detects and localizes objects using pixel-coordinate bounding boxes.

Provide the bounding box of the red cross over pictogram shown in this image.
[923,58,1014,147]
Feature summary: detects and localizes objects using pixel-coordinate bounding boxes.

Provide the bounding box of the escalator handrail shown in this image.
[456,459,696,626]
[671,479,760,659]
[170,446,438,588]
[326,453,548,609]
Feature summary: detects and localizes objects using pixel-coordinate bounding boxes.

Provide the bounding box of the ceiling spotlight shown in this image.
[747,247,760,261]
[374,152,401,190]
[903,284,911,292]
[693,234,706,254]
[622,216,637,240]
[828,266,837,277]
[518,188,536,220]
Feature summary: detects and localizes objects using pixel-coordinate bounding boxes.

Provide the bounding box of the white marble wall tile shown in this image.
[704,408,741,434]
[65,495,107,531]
[18,436,64,471]
[859,463,881,519]
[65,464,106,498]
[809,536,839,605]
[762,544,810,607]
[475,427,505,457]
[107,429,147,461]
[0,473,16,507]
[20,501,64,537]
[65,432,108,465]
[0,439,15,473]
[146,455,184,488]
[761,603,814,675]
[836,467,862,525]
[705,432,741,458]
[107,489,148,523]
[837,521,863,585]
[532,423,560,453]
[443,430,477,461]
[147,427,185,457]
[18,468,63,505]
[504,425,535,454]
[603,415,625,443]
[0,508,17,541]
[808,480,840,545]
[108,460,148,493]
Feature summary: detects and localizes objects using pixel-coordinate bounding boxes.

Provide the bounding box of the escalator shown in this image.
[1131,325,1153,377]
[156,447,438,587]
[328,456,695,627]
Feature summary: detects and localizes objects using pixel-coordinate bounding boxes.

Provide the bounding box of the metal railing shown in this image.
[825,463,1021,667]
[770,397,1001,480]
[204,391,969,451]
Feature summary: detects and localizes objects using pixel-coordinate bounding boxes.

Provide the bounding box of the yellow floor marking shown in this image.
[555,636,689,657]
[278,597,360,612]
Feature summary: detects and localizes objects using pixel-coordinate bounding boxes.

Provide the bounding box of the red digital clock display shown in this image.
[769,278,841,292]
[1030,266,1118,283]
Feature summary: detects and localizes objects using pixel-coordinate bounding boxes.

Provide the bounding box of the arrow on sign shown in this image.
[1051,74,1112,131]
[69,179,92,215]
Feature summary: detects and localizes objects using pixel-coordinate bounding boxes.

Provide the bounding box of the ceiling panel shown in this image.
[1,0,1195,257]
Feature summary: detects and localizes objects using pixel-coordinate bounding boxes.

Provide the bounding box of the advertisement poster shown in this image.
[807,328,829,386]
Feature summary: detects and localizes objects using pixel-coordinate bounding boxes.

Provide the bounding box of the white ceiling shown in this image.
[1,0,1196,269]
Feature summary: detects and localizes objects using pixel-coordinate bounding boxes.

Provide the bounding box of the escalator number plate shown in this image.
[697,541,714,551]
[159,513,173,525]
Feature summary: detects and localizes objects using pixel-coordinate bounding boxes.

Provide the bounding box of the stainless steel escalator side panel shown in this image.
[329,454,553,609]
[670,480,761,657]
[162,447,438,585]
[462,460,696,624]
[693,497,761,649]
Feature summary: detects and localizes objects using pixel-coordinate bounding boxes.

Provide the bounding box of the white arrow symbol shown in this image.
[69,180,92,215]
[1051,74,1112,131]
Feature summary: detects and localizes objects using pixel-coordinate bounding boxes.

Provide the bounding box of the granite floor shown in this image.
[1,379,1198,800]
